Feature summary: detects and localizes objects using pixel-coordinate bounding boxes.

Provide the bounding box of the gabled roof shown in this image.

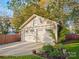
[19,14,57,30]
[19,14,37,29]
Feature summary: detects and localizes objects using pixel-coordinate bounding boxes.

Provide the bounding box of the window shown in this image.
[30,29,34,32]
[39,18,43,23]
[25,28,28,33]
[46,29,51,31]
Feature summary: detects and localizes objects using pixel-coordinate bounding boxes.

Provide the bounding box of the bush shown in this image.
[75,29,79,34]
[49,48,62,57]
[59,27,69,43]
[41,44,63,57]
[42,44,54,53]
[39,44,68,59]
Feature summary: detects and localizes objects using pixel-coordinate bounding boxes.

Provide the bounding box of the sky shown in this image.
[0,0,13,17]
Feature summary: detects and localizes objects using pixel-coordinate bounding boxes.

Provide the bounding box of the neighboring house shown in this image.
[19,14,58,45]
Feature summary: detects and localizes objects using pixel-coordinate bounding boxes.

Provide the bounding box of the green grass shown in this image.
[64,40,79,44]
[0,55,44,59]
[64,43,79,59]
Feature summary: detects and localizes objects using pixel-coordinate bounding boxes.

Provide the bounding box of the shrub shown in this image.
[42,44,54,53]
[59,27,69,43]
[38,44,68,59]
[49,48,62,57]
[41,44,63,56]
[75,29,79,34]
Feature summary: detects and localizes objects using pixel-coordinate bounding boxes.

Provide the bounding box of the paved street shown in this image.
[0,42,43,56]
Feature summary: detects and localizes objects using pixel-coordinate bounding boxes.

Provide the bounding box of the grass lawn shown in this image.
[63,43,79,59]
[0,55,44,59]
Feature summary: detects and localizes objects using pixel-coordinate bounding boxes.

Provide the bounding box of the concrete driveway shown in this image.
[0,42,43,56]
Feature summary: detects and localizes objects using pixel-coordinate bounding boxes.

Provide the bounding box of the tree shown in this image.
[0,16,10,34]
[11,4,50,32]
[9,0,79,33]
[64,0,79,33]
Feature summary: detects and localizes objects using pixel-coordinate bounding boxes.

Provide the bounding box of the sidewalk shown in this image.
[0,41,26,48]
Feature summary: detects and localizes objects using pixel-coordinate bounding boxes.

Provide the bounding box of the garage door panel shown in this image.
[25,35,36,42]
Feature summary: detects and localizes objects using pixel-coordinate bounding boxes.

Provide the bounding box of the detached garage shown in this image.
[19,14,58,45]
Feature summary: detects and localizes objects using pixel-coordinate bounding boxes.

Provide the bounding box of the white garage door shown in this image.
[25,35,36,42]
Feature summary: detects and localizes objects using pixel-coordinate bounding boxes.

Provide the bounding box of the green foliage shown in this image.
[64,43,79,59]
[75,29,79,34]
[0,19,10,34]
[59,27,69,43]
[9,0,79,32]
[11,4,50,32]
[47,0,69,21]
[46,29,55,40]
[8,0,29,10]
[49,48,62,57]
[41,44,63,57]
[42,44,54,52]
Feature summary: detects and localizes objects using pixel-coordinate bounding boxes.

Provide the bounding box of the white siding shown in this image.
[20,15,57,45]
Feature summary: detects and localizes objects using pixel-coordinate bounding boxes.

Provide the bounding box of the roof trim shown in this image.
[19,14,37,29]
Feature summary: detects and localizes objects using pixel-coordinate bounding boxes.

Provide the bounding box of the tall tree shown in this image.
[0,16,10,34]
[9,0,79,32]
[11,4,49,32]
